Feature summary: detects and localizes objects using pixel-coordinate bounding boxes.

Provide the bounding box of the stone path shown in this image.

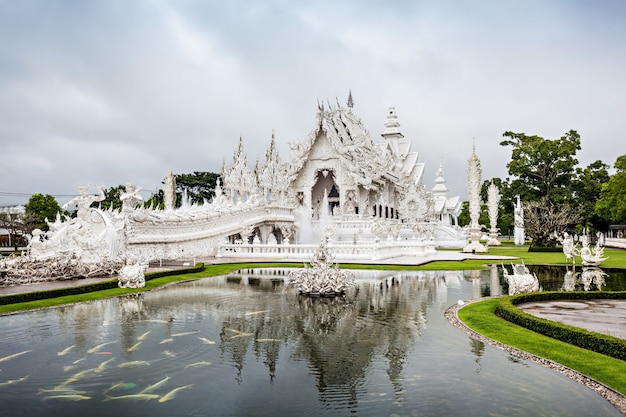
[518,299,626,340]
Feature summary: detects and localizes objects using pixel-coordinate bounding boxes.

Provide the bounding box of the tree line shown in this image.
[457,130,626,247]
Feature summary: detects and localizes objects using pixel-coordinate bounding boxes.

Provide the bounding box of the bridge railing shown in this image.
[217,239,437,261]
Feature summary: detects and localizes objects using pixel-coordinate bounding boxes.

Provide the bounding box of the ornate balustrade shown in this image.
[217,238,437,261]
[127,206,294,244]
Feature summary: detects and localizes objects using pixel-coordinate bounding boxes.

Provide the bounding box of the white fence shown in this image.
[217,239,438,261]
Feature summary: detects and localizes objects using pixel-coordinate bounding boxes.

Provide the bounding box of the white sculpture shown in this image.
[579,233,607,266]
[486,181,501,246]
[117,259,148,288]
[287,239,355,296]
[513,195,525,245]
[163,171,177,210]
[501,262,540,295]
[463,144,487,253]
[560,232,578,264]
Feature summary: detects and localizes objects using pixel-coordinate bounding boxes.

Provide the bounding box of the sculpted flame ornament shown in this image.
[287,239,355,297]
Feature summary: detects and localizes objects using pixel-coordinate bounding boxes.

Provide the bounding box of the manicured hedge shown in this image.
[496,291,626,361]
[0,263,205,306]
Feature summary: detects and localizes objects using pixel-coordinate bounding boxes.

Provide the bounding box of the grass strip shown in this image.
[458,298,626,395]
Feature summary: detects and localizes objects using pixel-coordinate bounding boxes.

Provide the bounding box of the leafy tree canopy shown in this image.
[24,193,64,231]
[595,154,626,224]
[500,130,581,205]
[176,172,220,205]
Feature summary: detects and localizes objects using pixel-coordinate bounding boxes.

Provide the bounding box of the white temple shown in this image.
[20,95,466,273]
[219,96,465,253]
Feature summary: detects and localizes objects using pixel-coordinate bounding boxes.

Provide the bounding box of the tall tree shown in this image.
[595,154,626,225]
[176,172,220,205]
[571,160,610,230]
[24,193,64,232]
[500,130,581,205]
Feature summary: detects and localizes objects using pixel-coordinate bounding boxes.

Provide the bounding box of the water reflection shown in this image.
[0,268,622,417]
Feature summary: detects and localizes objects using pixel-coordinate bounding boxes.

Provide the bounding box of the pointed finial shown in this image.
[347,90,354,108]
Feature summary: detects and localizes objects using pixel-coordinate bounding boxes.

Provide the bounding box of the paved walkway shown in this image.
[518,299,626,340]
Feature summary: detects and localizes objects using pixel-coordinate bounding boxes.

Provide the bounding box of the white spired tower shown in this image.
[463,143,487,253]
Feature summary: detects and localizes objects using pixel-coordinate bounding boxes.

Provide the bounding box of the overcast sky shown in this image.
[1,0,625,207]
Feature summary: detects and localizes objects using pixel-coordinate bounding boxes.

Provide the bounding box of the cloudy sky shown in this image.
[1,0,625,207]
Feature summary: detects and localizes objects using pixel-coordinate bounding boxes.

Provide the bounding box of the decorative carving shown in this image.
[513,195,525,245]
[164,171,177,210]
[287,239,355,296]
[501,262,540,295]
[463,146,487,253]
[118,259,148,288]
[486,182,501,246]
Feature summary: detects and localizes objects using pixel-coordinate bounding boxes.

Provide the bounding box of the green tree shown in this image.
[500,130,581,205]
[94,185,126,211]
[144,189,165,210]
[24,193,64,231]
[176,172,220,205]
[595,154,626,225]
[571,160,610,231]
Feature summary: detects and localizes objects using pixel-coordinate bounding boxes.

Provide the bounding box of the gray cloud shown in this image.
[1,1,625,206]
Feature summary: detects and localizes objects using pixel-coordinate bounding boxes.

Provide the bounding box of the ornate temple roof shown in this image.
[288,99,425,191]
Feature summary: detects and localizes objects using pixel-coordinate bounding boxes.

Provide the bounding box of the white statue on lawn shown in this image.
[486,181,501,246]
[513,195,525,245]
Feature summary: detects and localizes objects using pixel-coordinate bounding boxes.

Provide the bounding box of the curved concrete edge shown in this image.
[445,301,626,416]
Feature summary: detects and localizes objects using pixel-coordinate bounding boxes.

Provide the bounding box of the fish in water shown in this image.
[127,341,142,352]
[63,365,77,373]
[162,350,176,358]
[0,349,32,363]
[244,310,271,316]
[104,393,160,401]
[103,381,136,395]
[57,345,75,356]
[184,361,211,368]
[158,384,193,403]
[255,338,282,343]
[159,338,174,344]
[43,394,91,401]
[0,375,28,387]
[225,328,254,339]
[117,360,150,368]
[198,337,216,345]
[57,367,100,387]
[137,330,151,341]
[95,358,115,372]
[139,376,170,394]
[172,331,198,337]
[87,341,115,353]
[38,387,87,395]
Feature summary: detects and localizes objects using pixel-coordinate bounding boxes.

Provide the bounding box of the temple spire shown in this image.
[347,90,354,109]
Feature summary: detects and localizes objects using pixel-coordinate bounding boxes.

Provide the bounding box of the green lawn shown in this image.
[458,298,626,395]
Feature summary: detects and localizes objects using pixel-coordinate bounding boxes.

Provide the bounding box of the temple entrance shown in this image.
[311,169,339,219]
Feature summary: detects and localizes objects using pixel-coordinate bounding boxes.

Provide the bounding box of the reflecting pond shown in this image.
[0,267,623,417]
